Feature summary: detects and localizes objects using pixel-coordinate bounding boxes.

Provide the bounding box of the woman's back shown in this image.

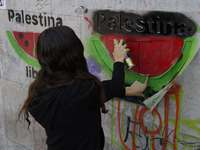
[29,79,104,150]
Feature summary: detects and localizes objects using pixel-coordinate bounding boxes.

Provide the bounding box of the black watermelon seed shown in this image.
[19,33,23,39]
[25,40,29,47]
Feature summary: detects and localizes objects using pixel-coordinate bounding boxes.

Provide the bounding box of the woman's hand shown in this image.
[113,39,130,62]
[125,77,148,97]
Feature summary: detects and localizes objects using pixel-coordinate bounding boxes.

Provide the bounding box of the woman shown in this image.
[19,26,148,150]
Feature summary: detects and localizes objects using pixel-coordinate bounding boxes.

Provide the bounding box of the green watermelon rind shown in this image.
[7,31,40,68]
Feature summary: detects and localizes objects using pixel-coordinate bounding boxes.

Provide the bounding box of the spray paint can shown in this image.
[122,40,135,69]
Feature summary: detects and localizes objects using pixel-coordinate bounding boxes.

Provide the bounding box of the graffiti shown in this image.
[84,16,93,29]
[87,56,101,80]
[89,9,198,111]
[35,0,50,10]
[60,0,76,8]
[101,34,183,76]
[0,0,200,149]
[7,31,40,68]
[93,10,197,37]
[8,10,63,27]
[110,83,200,149]
[26,66,38,78]
[123,0,155,9]
[141,0,147,8]
[62,13,80,22]
[90,33,197,96]
[181,119,200,149]
[0,0,4,6]
[0,0,5,9]
[83,16,96,35]
[181,0,200,10]
[7,31,40,78]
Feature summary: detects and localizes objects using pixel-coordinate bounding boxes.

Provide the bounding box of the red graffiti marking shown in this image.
[138,107,162,135]
[143,0,147,7]
[151,135,155,150]
[198,11,200,15]
[162,94,169,150]
[84,17,93,29]
[165,76,179,91]
[152,135,155,150]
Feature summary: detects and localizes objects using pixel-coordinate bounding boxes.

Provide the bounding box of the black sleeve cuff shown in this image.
[117,87,126,97]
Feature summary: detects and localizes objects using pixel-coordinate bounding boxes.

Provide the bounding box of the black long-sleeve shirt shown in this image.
[29,62,125,150]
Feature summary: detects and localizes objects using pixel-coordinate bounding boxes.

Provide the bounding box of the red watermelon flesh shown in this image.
[101,34,184,77]
[13,31,41,59]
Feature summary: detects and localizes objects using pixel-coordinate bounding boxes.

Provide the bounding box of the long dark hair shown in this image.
[18,26,107,129]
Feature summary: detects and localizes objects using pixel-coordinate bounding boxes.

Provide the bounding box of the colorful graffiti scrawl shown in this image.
[110,83,200,150]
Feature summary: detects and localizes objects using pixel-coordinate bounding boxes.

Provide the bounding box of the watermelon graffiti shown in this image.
[89,10,198,109]
[7,31,40,68]
[87,11,200,149]
[90,34,197,103]
[110,83,200,150]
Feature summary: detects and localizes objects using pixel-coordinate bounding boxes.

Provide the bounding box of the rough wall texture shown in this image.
[0,0,200,150]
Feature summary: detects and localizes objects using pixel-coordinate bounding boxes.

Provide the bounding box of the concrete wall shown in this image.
[1,0,200,149]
